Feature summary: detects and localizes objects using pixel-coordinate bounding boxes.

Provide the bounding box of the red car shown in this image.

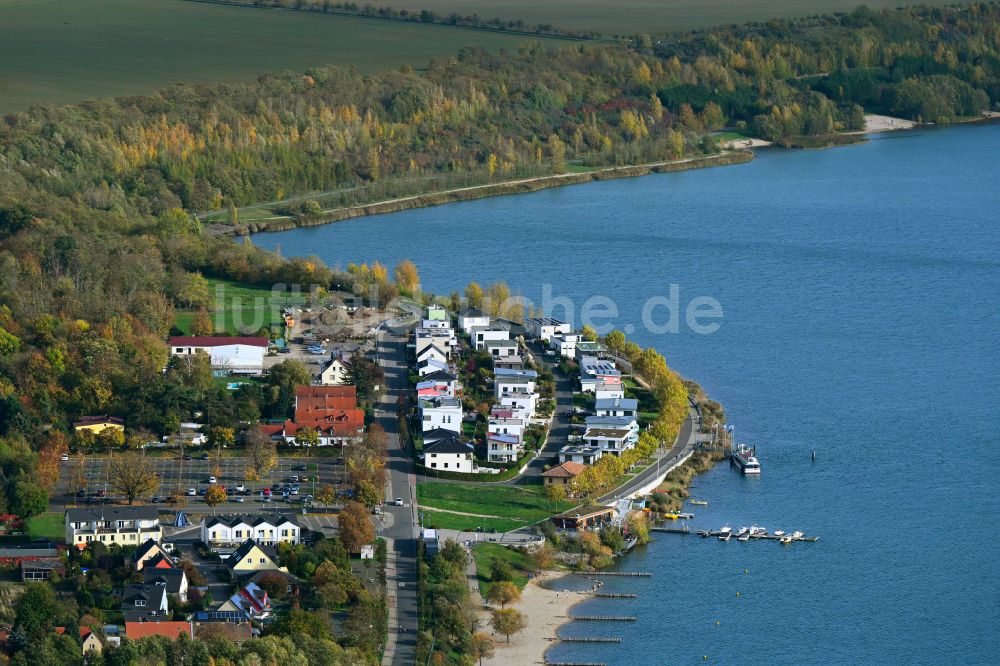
[262,488,271,496]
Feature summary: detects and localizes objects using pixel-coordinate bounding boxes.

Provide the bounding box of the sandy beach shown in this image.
[481,571,587,665]
[720,137,773,149]
[861,113,918,133]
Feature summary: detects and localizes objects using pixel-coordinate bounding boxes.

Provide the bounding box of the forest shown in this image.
[0,3,998,516]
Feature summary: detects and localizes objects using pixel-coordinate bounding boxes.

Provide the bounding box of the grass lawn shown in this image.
[26,512,64,543]
[0,0,558,113]
[417,482,575,525]
[420,510,526,534]
[472,542,537,597]
[173,277,307,335]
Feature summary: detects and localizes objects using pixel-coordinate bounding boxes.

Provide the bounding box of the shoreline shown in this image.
[211,151,754,236]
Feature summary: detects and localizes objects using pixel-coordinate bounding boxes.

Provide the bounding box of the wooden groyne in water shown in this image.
[559,637,622,643]
[594,593,637,598]
[575,571,652,577]
[547,662,607,666]
[569,615,637,622]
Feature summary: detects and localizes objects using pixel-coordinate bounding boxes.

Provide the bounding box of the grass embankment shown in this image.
[173,278,307,335]
[417,482,576,531]
[0,0,552,113]
[472,543,536,597]
[226,152,754,236]
[26,512,64,542]
[655,450,727,511]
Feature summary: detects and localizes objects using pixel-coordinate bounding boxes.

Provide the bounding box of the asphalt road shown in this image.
[376,328,419,666]
[512,340,576,483]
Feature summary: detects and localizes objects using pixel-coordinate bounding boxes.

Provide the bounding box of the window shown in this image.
[260,558,265,564]
[235,530,242,538]
[443,463,449,469]
[135,599,146,607]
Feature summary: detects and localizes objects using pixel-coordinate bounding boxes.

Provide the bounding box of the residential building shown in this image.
[102,625,121,647]
[574,341,609,363]
[493,354,525,371]
[499,393,538,418]
[124,621,193,641]
[487,432,522,463]
[416,343,449,367]
[21,560,64,583]
[414,328,457,356]
[423,436,475,474]
[227,539,284,574]
[484,339,518,358]
[133,539,173,570]
[581,427,635,455]
[143,567,189,604]
[65,507,161,549]
[488,416,525,442]
[201,515,300,548]
[121,583,168,622]
[72,415,125,434]
[419,396,462,433]
[458,308,490,335]
[80,627,102,655]
[585,415,639,444]
[558,444,604,465]
[491,403,531,422]
[425,304,447,321]
[216,581,272,621]
[526,317,571,342]
[417,370,458,397]
[168,336,269,375]
[594,381,626,400]
[418,357,450,376]
[259,386,364,446]
[471,325,510,351]
[541,461,587,487]
[594,397,638,418]
[318,354,351,386]
[579,356,621,393]
[551,333,581,359]
[421,427,460,447]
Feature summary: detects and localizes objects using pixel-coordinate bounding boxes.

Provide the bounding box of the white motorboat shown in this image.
[719,532,732,541]
[732,445,762,474]
[792,531,804,540]
[749,525,767,536]
[737,533,750,542]
[773,530,785,537]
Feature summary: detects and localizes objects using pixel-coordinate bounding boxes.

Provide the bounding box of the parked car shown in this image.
[235,484,246,492]
[233,497,245,503]
[183,454,192,460]
[198,488,207,496]
[262,488,272,496]
[150,496,161,504]
[294,464,307,471]
[290,475,299,483]
[60,453,70,461]
[187,488,196,496]
[278,347,292,354]
[208,476,217,484]
[201,454,210,460]
[290,487,299,495]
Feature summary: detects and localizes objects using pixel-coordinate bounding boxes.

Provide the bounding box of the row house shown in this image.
[65,507,161,549]
[458,308,490,335]
[201,514,301,548]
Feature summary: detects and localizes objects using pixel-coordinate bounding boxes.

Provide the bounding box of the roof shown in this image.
[553,504,614,520]
[424,436,474,456]
[419,396,461,409]
[73,414,125,427]
[134,538,166,562]
[526,317,566,327]
[416,343,448,357]
[229,539,278,566]
[421,428,459,444]
[420,370,456,382]
[294,385,357,399]
[121,584,167,622]
[169,336,268,348]
[542,461,588,478]
[459,308,489,319]
[66,506,160,523]
[487,433,520,445]
[494,367,537,379]
[204,514,298,529]
[583,428,632,439]
[595,397,638,411]
[484,339,517,348]
[144,568,187,594]
[125,621,192,640]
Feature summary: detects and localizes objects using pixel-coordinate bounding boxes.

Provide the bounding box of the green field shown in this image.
[26,512,64,543]
[173,278,307,335]
[420,509,526,533]
[393,0,968,35]
[472,542,536,596]
[417,482,575,527]
[0,0,555,113]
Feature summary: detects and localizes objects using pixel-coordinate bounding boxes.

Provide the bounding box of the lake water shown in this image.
[255,124,1000,664]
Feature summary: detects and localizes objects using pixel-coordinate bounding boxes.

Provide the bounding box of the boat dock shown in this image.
[594,593,637,598]
[695,530,819,542]
[651,525,691,534]
[568,615,637,622]
[575,571,652,577]
[558,637,622,644]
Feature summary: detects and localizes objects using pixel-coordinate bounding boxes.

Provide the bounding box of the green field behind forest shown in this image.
[0,0,549,113]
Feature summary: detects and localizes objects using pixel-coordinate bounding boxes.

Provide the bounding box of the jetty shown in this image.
[691,530,819,542]
[546,662,606,666]
[594,593,637,598]
[574,571,652,577]
[568,615,637,622]
[651,525,691,534]
[558,637,622,644]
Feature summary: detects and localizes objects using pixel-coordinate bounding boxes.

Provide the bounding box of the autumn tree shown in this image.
[547,133,566,173]
[464,282,484,310]
[393,260,420,292]
[486,581,520,609]
[108,452,159,505]
[295,426,320,448]
[190,312,214,337]
[245,426,278,483]
[316,484,336,508]
[469,632,495,665]
[546,482,567,503]
[490,608,526,644]
[205,485,227,513]
[338,501,375,553]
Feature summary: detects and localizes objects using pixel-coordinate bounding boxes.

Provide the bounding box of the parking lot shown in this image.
[56,455,352,508]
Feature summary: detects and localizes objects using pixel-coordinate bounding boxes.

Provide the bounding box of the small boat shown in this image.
[663,512,680,520]
[737,533,750,542]
[749,525,767,536]
[697,530,710,538]
[779,536,793,544]
[736,526,749,537]
[791,531,804,540]
[772,530,785,537]
[719,532,731,541]
[689,499,709,506]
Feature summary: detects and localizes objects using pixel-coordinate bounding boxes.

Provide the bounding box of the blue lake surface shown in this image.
[255,124,1000,664]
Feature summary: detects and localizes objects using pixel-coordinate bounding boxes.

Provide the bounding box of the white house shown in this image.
[581,427,635,456]
[494,374,537,400]
[526,317,571,342]
[558,444,603,465]
[458,309,490,335]
[420,319,451,330]
[595,397,638,418]
[65,507,162,549]
[487,432,522,463]
[423,436,475,474]
[200,515,301,548]
[416,344,449,366]
[168,336,268,375]
[585,415,639,443]
[318,354,350,386]
[492,403,531,422]
[552,333,581,359]
[419,396,462,433]
[493,355,525,371]
[488,416,525,441]
[472,325,510,351]
[484,339,519,358]
[574,341,608,363]
[579,356,621,393]
[418,357,451,376]
[594,381,626,400]
[425,304,448,321]
[143,567,189,604]
[416,371,459,398]
[414,329,456,356]
[499,393,538,418]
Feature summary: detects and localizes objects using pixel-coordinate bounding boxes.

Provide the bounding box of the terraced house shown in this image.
[201,514,301,548]
[65,507,162,548]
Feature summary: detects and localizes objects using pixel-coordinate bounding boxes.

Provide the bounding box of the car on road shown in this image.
[198,488,207,496]
[294,464,307,471]
[290,486,299,495]
[394,497,403,506]
[182,454,192,460]
[96,489,106,497]
[373,506,381,515]
[235,484,246,492]
[261,488,271,496]
[61,453,70,461]
[187,488,196,496]
[261,496,272,503]
[233,497,245,503]
[290,475,299,483]
[208,476,217,484]
[150,496,161,503]
[278,347,292,354]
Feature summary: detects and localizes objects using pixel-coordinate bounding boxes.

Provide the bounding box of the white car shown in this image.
[187,488,196,496]
[394,497,404,506]
[61,453,70,461]
[208,476,217,484]
[235,484,246,492]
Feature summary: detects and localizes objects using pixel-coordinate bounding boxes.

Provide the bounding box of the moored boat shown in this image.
[731,444,762,474]
[689,499,709,506]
